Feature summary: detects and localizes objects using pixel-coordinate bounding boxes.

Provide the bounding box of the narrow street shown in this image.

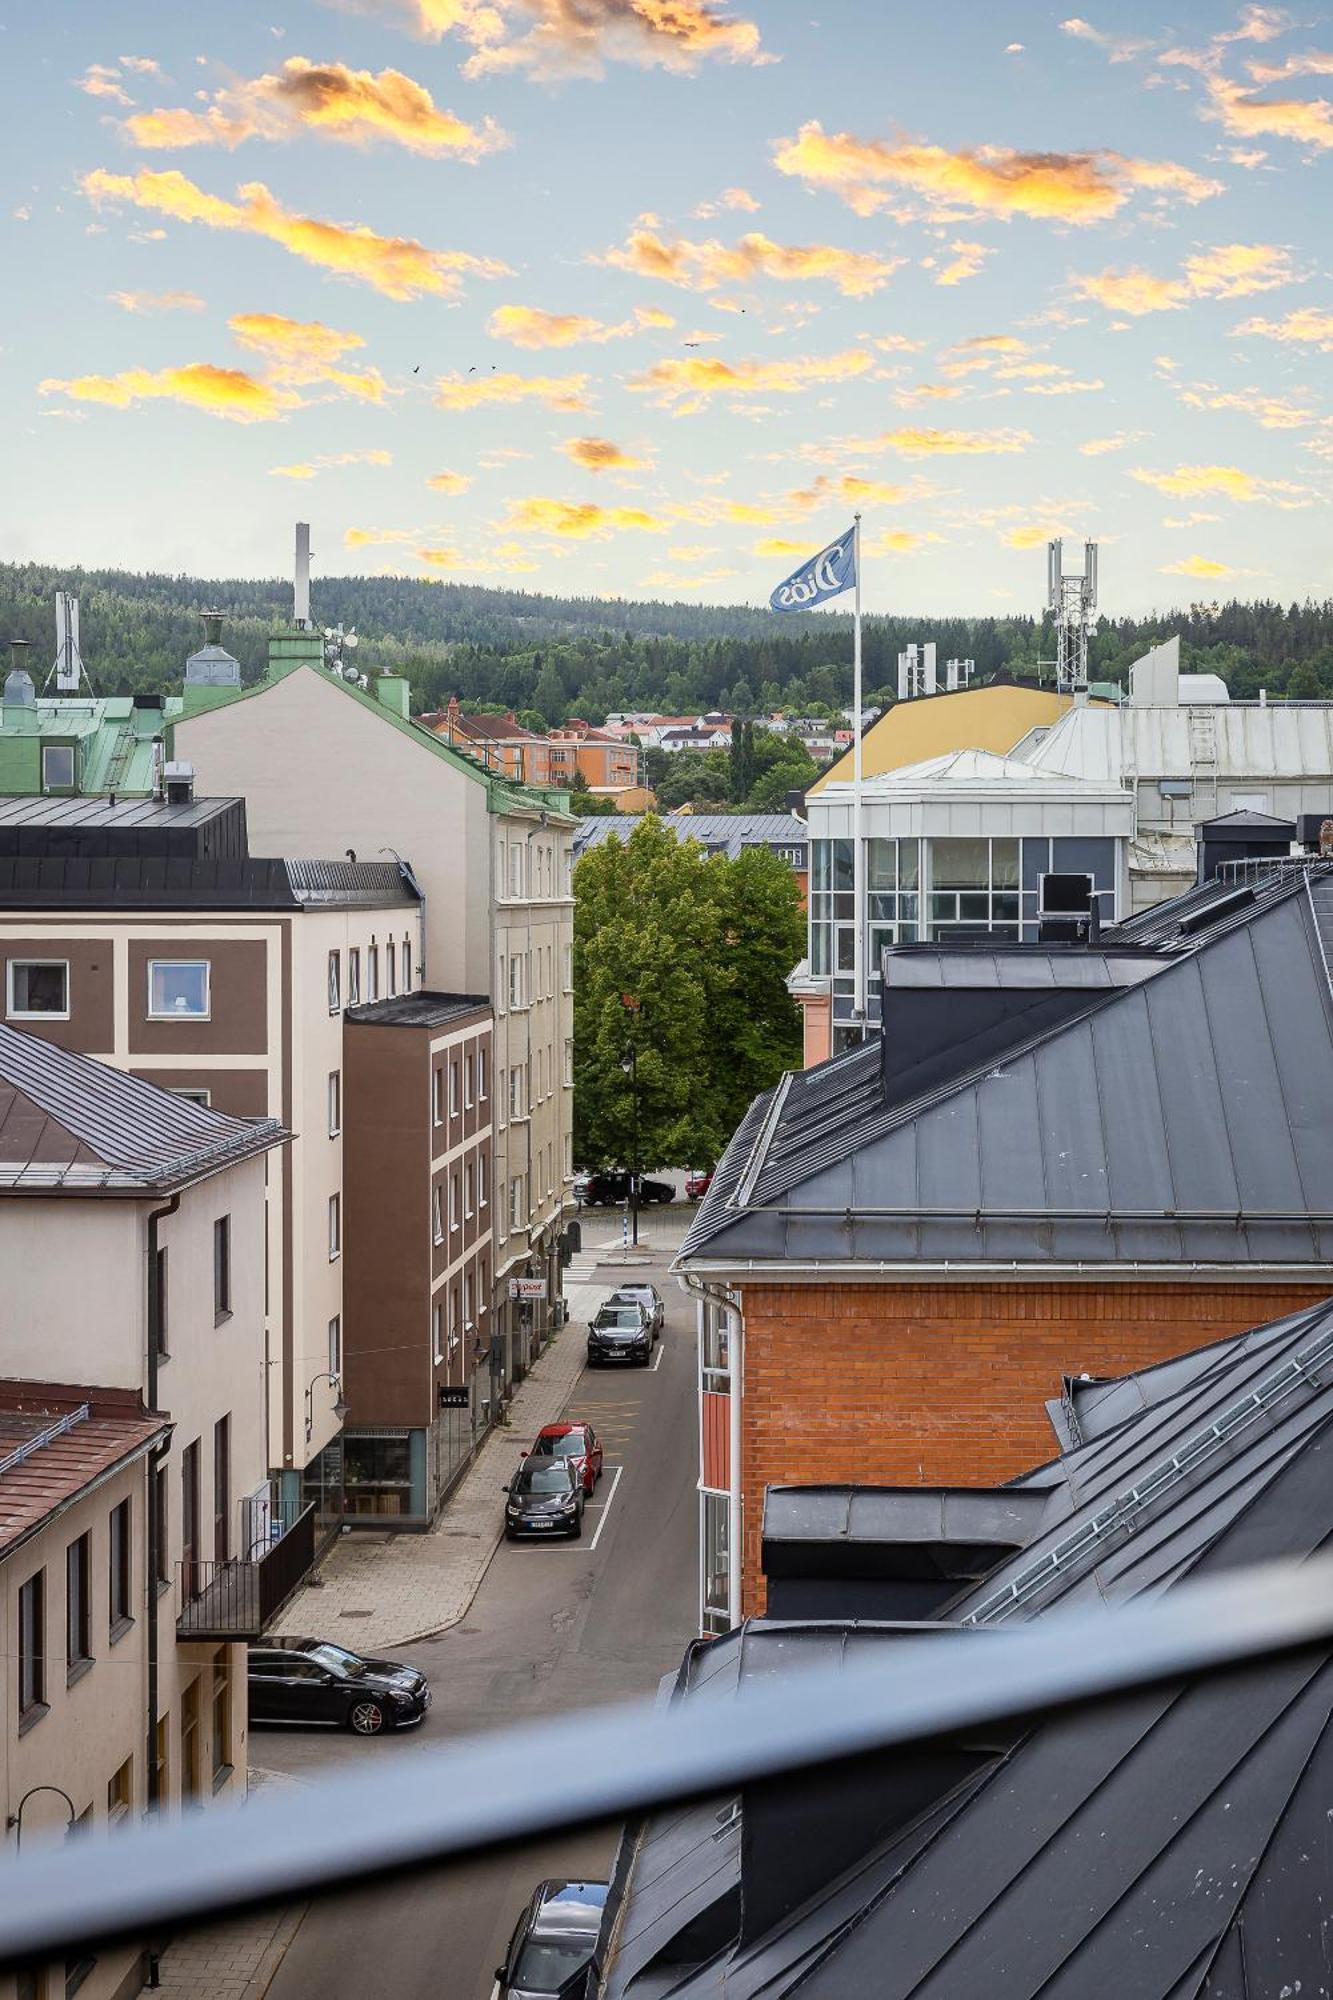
[258,1229,697,2000]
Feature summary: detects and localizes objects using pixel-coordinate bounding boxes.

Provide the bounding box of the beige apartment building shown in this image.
[0,793,421,1526]
[0,1023,286,2000]
[174,642,577,1393]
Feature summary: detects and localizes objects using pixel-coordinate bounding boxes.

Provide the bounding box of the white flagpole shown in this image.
[852,512,866,1035]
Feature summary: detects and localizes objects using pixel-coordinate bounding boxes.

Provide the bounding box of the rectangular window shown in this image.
[509,955,524,1010]
[537,1047,545,1102]
[479,1152,489,1209]
[432,1184,444,1244]
[510,844,524,899]
[564,1038,574,1087]
[168,1086,211,1105]
[387,941,397,997]
[464,1269,474,1326]
[510,1064,526,1120]
[7,960,69,1020]
[510,1176,524,1231]
[211,1648,231,1782]
[478,1048,488,1100]
[347,948,361,1006]
[107,1757,133,1827]
[449,1172,460,1232]
[449,1059,460,1116]
[19,1571,44,1719]
[213,1214,231,1319]
[464,1160,475,1217]
[328,1193,341,1261]
[402,934,412,991]
[181,1678,201,1802]
[154,1245,169,1361]
[497,952,506,1017]
[154,1463,170,1591]
[154,1715,169,1813]
[328,1070,341,1138]
[563,943,573,992]
[42,743,75,791]
[66,1534,91,1677]
[367,944,379,1002]
[213,1415,230,1564]
[327,950,341,1014]
[149,959,209,1020]
[497,1067,507,1130]
[464,1052,474,1108]
[109,1498,131,1634]
[433,1065,444,1127]
[432,1301,443,1365]
[328,1315,341,1375]
[181,1442,200,1592]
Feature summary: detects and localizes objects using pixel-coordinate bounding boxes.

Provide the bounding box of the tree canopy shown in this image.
[572,817,805,1172]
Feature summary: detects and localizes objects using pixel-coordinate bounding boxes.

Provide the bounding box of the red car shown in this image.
[531,1422,603,1496]
[685,1168,714,1201]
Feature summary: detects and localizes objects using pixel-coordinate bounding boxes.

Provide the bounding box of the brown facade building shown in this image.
[677,863,1333,1630]
[342,994,494,1523]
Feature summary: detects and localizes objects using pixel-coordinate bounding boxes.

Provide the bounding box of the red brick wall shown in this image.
[737,1280,1330,1613]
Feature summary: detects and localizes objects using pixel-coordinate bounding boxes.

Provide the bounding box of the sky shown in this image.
[4,0,1332,617]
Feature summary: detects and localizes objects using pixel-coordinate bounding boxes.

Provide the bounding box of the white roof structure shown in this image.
[1024,701,1333,787]
[811,747,1133,840]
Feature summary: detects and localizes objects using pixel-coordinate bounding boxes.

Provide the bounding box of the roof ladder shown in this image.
[1187,706,1219,820]
[100,725,137,797]
[1304,870,1333,1003]
[0,1403,90,1477]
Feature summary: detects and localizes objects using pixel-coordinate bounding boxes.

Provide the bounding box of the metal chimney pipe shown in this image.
[294,524,311,628]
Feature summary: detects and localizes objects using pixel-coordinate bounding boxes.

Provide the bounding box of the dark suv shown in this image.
[493,1880,608,1999]
[247,1638,430,1735]
[575,1170,674,1208]
[587,1297,653,1366]
[504,1455,586,1539]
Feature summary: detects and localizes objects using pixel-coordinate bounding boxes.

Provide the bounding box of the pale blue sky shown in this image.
[3,0,1330,614]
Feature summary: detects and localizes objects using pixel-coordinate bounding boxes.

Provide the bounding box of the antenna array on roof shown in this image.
[1046,539,1098,694]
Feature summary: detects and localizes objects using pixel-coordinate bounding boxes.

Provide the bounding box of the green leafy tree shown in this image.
[573,819,805,1171]
[655,750,731,809]
[531,655,568,728]
[747,756,817,812]
[729,718,756,802]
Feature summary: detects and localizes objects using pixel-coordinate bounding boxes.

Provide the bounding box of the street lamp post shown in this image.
[304,1373,348,1446]
[620,1042,640,1248]
[7,1786,75,1851]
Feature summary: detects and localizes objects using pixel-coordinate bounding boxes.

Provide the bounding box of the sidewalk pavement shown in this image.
[268,1270,618,1654]
[152,1770,307,2000]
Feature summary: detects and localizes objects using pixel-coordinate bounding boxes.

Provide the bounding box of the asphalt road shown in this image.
[259,1253,697,2000]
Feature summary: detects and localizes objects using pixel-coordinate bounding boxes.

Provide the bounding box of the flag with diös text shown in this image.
[768,524,857,612]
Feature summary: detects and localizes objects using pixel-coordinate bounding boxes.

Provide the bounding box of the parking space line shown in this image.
[587,1464,624,1551]
[650,1344,665,1372]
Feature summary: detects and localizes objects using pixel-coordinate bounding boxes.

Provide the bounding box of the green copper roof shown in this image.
[0,694,183,798]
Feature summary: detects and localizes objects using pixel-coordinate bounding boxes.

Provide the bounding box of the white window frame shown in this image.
[432,1185,444,1245]
[347,948,361,1007]
[464,1270,474,1328]
[327,951,341,1015]
[464,1160,474,1218]
[328,1315,341,1375]
[497,953,506,1017]
[510,1064,527,1121]
[433,1066,444,1127]
[509,844,524,900]
[508,954,525,1011]
[497,1067,507,1130]
[449,1172,460,1233]
[386,941,397,998]
[478,1048,489,1101]
[6,958,70,1022]
[449,1059,460,1117]
[327,1069,341,1138]
[464,1052,474,1109]
[402,935,412,991]
[41,743,76,791]
[367,944,379,1003]
[147,959,210,1021]
[510,1175,524,1231]
[479,1152,489,1209]
[564,1038,574,1087]
[328,1192,341,1262]
[563,943,573,993]
[432,1301,444,1366]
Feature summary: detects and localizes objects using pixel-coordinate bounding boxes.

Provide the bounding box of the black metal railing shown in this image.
[3,1556,1333,1971]
[175,1503,316,1641]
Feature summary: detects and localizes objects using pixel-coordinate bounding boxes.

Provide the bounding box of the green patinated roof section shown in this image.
[0,694,187,797]
[174,654,575,822]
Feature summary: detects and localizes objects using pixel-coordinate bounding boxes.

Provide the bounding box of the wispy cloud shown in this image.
[1059,17,1157,63]
[227,310,390,402]
[427,468,472,493]
[81,166,511,301]
[772,119,1221,221]
[1073,241,1299,315]
[108,288,205,313]
[1130,461,1309,502]
[1160,554,1237,577]
[880,425,1033,456]
[934,240,993,286]
[434,368,591,411]
[693,186,761,218]
[1232,304,1333,349]
[77,63,134,105]
[1080,431,1137,454]
[332,0,768,78]
[1176,380,1318,428]
[559,436,653,472]
[500,497,669,538]
[629,346,877,412]
[122,57,508,159]
[487,302,674,348]
[271,448,393,478]
[596,227,902,299]
[39,362,299,423]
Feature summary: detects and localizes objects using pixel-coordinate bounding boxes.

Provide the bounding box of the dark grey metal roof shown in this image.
[0,1021,286,1192]
[680,869,1333,1272]
[347,991,489,1030]
[0,796,241,832]
[602,1295,1333,2000]
[0,856,417,912]
[882,946,1161,990]
[573,814,807,862]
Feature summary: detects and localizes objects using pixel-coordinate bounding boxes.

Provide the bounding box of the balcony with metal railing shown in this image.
[175,1499,316,1643]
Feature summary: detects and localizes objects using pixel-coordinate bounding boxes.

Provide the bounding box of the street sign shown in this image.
[509,1277,548,1301]
[438,1385,469,1410]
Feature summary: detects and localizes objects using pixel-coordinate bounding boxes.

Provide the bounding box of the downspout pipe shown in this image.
[145,1194,180,1819]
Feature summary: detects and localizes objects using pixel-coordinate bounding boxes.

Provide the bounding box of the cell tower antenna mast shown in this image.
[1046,538,1098,693]
[45,592,94,695]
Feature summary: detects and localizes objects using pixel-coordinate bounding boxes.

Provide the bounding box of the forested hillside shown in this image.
[4,560,1333,721]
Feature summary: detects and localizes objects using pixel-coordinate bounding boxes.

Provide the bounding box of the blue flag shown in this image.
[768,524,857,612]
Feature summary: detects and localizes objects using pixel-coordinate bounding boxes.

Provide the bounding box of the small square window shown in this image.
[42,744,75,791]
[7,960,69,1020]
[149,960,209,1019]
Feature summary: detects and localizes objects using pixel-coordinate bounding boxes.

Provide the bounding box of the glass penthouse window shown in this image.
[928,838,1020,940]
[809,838,919,980]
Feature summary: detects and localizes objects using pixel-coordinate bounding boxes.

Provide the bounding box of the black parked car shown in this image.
[610,1281,664,1336]
[504,1455,586,1539]
[574,1169,674,1208]
[587,1297,653,1366]
[247,1638,430,1736]
[492,1880,608,2000]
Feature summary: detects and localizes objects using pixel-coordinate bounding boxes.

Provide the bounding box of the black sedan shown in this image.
[492,1880,608,2000]
[586,1298,653,1366]
[247,1638,430,1736]
[610,1281,664,1336]
[574,1170,674,1208]
[504,1455,586,1539]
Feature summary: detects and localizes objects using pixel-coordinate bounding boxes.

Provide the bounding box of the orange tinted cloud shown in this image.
[1074,241,1298,314]
[417,546,464,568]
[427,469,472,493]
[1233,304,1333,350]
[227,310,389,402]
[935,240,993,286]
[123,57,508,159]
[39,362,298,423]
[81,166,510,301]
[1080,431,1136,454]
[1177,381,1317,428]
[77,64,133,105]
[772,119,1221,221]
[271,448,393,477]
[487,302,674,347]
[753,537,818,558]
[350,0,767,76]
[109,288,205,313]
[1161,554,1236,577]
[434,369,590,411]
[597,228,901,298]
[629,347,876,411]
[1202,69,1333,150]
[559,436,653,472]
[880,425,1032,456]
[1130,461,1307,502]
[501,497,668,538]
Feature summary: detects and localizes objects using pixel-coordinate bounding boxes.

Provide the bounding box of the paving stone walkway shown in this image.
[268,1270,617,1653]
[152,1771,308,2000]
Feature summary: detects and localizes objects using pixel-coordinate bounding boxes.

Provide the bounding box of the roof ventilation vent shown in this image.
[185,610,241,689]
[4,641,35,706]
[163,760,196,805]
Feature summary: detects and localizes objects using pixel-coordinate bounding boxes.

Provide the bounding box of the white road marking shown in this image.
[586,1464,624,1552]
[650,1343,665,1372]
